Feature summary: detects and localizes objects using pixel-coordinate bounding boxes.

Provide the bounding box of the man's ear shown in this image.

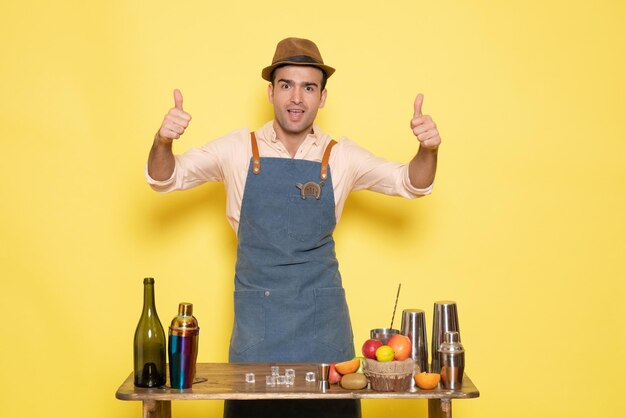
[267,83,274,102]
[319,89,328,108]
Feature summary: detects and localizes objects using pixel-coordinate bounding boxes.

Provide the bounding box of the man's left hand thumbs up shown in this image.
[410,93,441,151]
[413,93,424,117]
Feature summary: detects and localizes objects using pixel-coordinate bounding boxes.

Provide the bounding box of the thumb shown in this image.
[413,93,424,117]
[173,89,184,110]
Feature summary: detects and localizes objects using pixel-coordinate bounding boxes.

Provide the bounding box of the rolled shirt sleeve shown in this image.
[145,129,251,193]
[335,137,433,199]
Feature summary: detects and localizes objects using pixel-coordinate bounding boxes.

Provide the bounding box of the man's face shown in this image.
[268,65,327,138]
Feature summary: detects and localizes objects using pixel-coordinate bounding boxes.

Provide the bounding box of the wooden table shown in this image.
[116,363,479,418]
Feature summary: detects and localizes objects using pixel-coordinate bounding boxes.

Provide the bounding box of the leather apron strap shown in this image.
[250,131,337,179]
[250,132,261,174]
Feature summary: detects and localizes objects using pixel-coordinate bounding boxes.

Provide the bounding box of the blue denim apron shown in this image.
[224,133,360,418]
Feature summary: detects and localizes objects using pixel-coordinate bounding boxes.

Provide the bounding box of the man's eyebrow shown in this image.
[277,79,319,88]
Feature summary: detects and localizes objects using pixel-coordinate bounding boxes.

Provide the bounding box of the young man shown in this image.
[147,37,440,418]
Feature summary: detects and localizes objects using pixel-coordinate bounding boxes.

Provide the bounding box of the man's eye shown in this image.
[305,86,314,92]
[280,84,290,89]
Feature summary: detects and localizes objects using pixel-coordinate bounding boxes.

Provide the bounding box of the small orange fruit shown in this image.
[414,372,440,390]
[335,358,361,375]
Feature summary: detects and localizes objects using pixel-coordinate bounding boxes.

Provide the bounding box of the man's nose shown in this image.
[291,88,302,103]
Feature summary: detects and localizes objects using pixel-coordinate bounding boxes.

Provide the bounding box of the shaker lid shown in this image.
[170,302,199,330]
[178,302,193,316]
[438,331,464,353]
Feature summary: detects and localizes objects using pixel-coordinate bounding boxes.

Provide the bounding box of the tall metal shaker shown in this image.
[431,300,460,373]
[400,309,429,391]
[439,331,464,389]
[168,302,199,389]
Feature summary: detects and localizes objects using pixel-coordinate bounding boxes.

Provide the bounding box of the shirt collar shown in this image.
[258,121,323,146]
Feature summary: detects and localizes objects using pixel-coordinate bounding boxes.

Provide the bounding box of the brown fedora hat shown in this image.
[261,37,335,81]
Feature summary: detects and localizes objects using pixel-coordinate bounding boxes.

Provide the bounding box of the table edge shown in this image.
[115,388,480,401]
[116,363,479,402]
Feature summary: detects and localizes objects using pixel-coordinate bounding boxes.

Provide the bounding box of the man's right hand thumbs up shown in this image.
[156,89,192,144]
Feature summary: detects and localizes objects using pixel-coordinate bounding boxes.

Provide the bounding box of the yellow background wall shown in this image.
[1,1,624,417]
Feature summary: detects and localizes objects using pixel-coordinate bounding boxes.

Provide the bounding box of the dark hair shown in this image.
[270,65,328,91]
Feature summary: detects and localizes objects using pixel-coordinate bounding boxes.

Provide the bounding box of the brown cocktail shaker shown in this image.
[168,302,199,389]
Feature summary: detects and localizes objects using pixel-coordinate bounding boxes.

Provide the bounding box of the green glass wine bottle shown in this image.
[133,277,166,387]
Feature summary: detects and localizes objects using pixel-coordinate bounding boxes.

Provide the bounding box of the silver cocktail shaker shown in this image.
[439,331,464,390]
[400,309,429,391]
[431,301,460,373]
[400,309,429,373]
[168,302,199,389]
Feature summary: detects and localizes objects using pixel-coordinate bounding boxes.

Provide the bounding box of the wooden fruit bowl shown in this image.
[362,358,414,392]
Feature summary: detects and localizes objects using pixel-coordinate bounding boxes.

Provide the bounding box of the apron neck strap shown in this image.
[250,132,337,180]
[320,140,337,180]
[250,132,261,174]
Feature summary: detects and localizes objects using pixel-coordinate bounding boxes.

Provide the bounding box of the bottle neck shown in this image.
[143,283,157,316]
